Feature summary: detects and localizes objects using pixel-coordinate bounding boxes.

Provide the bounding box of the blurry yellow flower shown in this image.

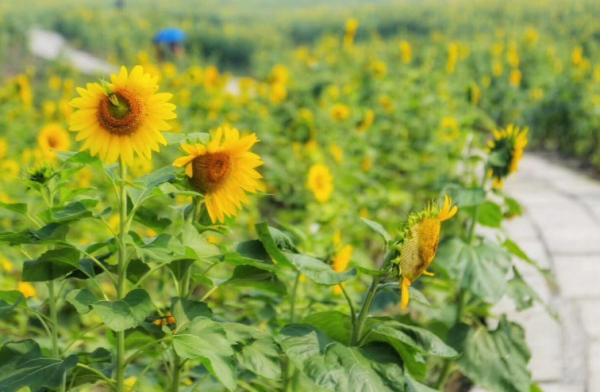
[492,43,504,57]
[487,124,528,189]
[77,167,93,188]
[440,117,460,141]
[507,43,520,68]
[43,101,57,119]
[162,62,178,78]
[525,28,539,45]
[0,253,12,272]
[129,157,153,178]
[299,108,314,123]
[306,139,319,153]
[137,51,149,65]
[572,46,583,67]
[400,40,412,64]
[16,75,33,108]
[0,138,7,159]
[493,60,503,77]
[124,376,137,392]
[270,83,287,104]
[18,282,37,299]
[379,96,393,113]
[359,208,369,218]
[331,104,350,121]
[357,109,374,132]
[269,65,289,86]
[509,69,522,87]
[530,88,543,101]
[369,59,387,79]
[204,66,221,89]
[332,245,353,272]
[38,123,71,159]
[173,127,264,223]
[1,159,20,178]
[327,86,340,100]
[49,76,62,91]
[361,156,373,172]
[344,18,359,48]
[330,145,343,163]
[398,195,457,309]
[69,65,177,165]
[63,78,75,96]
[446,43,459,74]
[307,163,333,203]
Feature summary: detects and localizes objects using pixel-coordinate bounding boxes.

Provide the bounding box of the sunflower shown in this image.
[395,195,457,309]
[38,123,71,159]
[69,65,176,165]
[173,126,264,223]
[307,164,333,203]
[487,124,528,189]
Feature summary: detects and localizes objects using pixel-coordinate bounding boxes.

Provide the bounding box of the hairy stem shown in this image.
[116,159,128,392]
[351,276,381,346]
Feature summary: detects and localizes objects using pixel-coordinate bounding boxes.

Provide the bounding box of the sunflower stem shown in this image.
[47,281,65,392]
[116,159,128,392]
[351,276,380,346]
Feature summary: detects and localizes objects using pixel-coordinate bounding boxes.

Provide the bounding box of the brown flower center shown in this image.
[48,136,58,148]
[97,90,144,135]
[190,152,232,194]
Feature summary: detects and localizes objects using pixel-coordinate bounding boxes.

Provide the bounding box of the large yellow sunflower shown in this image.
[38,123,71,159]
[173,126,264,223]
[307,163,333,203]
[69,65,176,165]
[396,195,457,309]
[487,124,528,189]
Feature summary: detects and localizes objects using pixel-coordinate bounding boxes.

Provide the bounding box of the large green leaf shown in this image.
[170,297,212,328]
[443,184,485,207]
[367,320,458,358]
[283,252,357,285]
[22,248,81,282]
[39,200,100,224]
[0,223,69,245]
[223,251,278,272]
[0,291,25,318]
[477,201,503,228]
[302,311,353,345]
[303,312,454,380]
[134,234,184,263]
[173,317,237,391]
[0,201,28,216]
[225,265,287,295]
[180,223,220,259]
[255,223,295,267]
[435,238,512,303]
[506,268,542,312]
[277,324,404,392]
[448,316,531,392]
[66,289,97,314]
[0,340,78,392]
[92,289,154,332]
[361,218,392,245]
[224,323,282,380]
[134,206,172,232]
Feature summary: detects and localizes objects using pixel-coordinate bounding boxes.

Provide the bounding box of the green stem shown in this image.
[47,281,65,392]
[340,284,357,340]
[76,363,116,388]
[116,159,128,392]
[351,276,381,346]
[171,355,181,392]
[289,271,301,323]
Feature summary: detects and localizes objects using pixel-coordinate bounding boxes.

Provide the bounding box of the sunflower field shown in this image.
[0,0,597,391]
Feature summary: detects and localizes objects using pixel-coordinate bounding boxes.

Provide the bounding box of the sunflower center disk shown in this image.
[98,90,144,135]
[190,152,232,193]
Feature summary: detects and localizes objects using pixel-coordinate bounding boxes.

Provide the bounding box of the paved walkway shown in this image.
[29,29,117,75]
[500,153,600,392]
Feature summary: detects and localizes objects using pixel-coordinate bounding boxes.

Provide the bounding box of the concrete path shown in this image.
[28,28,117,75]
[499,153,600,392]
